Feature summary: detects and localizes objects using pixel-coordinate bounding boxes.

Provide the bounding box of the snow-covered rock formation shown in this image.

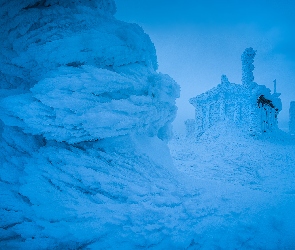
[290,101,295,135]
[188,48,282,138]
[0,1,181,248]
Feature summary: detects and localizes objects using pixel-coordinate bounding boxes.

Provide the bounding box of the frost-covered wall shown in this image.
[290,101,295,134]
[0,1,181,248]
[189,48,282,137]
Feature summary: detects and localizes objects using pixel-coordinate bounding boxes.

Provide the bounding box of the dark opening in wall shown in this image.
[257,95,275,109]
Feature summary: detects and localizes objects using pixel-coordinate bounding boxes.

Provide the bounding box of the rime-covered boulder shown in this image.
[0,1,182,248]
[0,0,179,142]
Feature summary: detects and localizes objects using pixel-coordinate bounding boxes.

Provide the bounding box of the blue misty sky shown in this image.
[115,0,295,132]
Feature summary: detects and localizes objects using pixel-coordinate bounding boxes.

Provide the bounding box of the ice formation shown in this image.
[188,48,282,137]
[0,0,182,248]
[1,1,294,248]
[241,47,256,89]
[290,101,295,134]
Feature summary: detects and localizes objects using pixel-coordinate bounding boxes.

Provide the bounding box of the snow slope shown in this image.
[1,0,295,249]
[169,122,295,249]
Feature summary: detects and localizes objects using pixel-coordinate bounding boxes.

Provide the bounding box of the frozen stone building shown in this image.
[290,101,295,135]
[188,48,282,137]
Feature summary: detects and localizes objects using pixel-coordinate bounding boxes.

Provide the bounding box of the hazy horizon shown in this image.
[115,0,295,133]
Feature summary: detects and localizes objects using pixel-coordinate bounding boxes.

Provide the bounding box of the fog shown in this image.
[115,0,295,133]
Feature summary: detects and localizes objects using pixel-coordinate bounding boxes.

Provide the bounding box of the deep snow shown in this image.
[169,122,295,249]
[1,0,295,249]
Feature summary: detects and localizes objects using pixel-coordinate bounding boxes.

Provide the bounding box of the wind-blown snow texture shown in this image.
[170,123,295,249]
[0,0,182,248]
[1,0,295,249]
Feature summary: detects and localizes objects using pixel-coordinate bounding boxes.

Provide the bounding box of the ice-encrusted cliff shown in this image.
[0,1,182,248]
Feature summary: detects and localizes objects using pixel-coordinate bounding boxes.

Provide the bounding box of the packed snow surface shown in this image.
[169,122,295,249]
[1,0,295,249]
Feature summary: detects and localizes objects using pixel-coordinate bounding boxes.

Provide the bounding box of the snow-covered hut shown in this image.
[188,48,282,137]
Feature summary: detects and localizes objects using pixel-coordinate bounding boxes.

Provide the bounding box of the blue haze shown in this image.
[115,0,295,133]
[1,1,295,248]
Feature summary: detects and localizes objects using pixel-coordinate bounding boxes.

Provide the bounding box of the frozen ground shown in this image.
[1,0,295,248]
[169,122,295,249]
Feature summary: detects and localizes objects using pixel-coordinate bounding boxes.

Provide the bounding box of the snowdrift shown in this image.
[170,121,295,249]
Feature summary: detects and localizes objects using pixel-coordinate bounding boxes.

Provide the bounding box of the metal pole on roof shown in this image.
[273,79,277,94]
